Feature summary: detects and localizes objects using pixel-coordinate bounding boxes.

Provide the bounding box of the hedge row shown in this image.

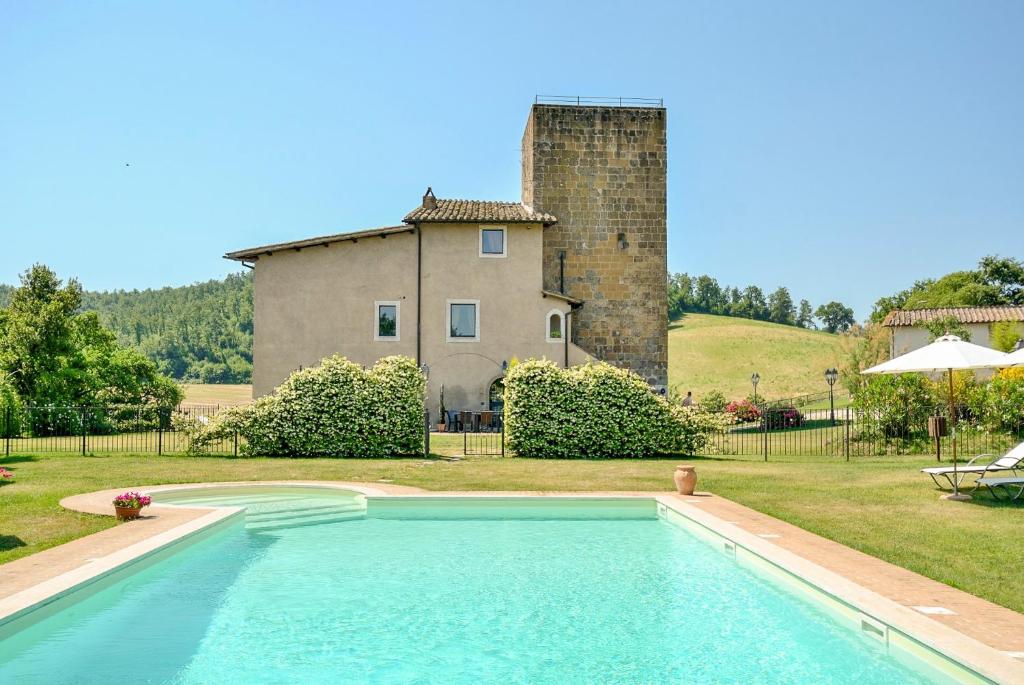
[504,359,725,458]
[184,355,425,457]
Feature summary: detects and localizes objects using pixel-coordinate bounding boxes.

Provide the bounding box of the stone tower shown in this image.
[522,103,668,387]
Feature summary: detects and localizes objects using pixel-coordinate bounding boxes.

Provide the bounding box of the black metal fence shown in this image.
[463,418,505,456]
[698,404,1024,460]
[2,404,238,456]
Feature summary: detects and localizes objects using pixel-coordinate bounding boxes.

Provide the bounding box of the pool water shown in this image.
[0,489,947,684]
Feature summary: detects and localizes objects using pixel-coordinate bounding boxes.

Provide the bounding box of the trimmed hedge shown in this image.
[504,359,726,458]
[185,355,425,457]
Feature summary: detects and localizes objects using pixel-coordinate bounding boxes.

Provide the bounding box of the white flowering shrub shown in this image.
[186,355,425,457]
[504,359,727,458]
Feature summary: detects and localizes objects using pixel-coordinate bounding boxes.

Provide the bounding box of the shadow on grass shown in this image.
[0,455,38,465]
[0,535,26,552]
[180,452,448,462]
[667,313,689,332]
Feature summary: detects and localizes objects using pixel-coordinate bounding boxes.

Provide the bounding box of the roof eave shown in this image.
[224,225,414,262]
[541,289,584,306]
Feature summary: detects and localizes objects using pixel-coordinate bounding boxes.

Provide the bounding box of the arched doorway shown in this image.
[488,377,505,413]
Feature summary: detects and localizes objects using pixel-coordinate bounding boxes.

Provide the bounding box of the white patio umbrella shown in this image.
[862,335,1009,501]
[1003,345,1024,366]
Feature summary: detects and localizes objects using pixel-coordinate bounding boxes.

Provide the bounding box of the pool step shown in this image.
[244,502,366,531]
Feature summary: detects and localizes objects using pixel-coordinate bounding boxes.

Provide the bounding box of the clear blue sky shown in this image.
[3,1,1023,320]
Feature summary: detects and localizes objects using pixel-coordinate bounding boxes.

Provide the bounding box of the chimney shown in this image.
[422,187,437,210]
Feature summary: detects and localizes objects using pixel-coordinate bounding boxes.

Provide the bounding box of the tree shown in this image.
[979,255,1024,304]
[0,264,182,410]
[815,301,855,333]
[871,255,1024,323]
[0,264,83,404]
[796,299,815,328]
[667,272,693,320]
[767,287,796,325]
[693,275,726,313]
[740,285,769,320]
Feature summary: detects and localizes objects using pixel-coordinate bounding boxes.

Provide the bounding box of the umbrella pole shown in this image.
[945,368,970,501]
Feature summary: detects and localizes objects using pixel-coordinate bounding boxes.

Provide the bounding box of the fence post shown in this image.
[158,408,163,456]
[423,409,430,458]
[762,415,768,462]
[80,407,87,456]
[4,403,10,457]
[501,416,505,458]
[233,431,239,457]
[844,407,850,461]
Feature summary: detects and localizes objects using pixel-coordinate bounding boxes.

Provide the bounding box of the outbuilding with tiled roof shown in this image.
[883,305,1024,361]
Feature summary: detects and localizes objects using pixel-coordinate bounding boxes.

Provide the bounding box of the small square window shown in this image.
[374,301,400,341]
[450,303,477,338]
[480,227,506,257]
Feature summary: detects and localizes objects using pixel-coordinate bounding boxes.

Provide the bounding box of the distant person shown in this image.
[681,391,693,407]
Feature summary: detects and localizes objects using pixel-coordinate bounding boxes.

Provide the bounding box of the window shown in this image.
[446,299,480,342]
[546,309,565,343]
[374,301,400,341]
[479,227,506,257]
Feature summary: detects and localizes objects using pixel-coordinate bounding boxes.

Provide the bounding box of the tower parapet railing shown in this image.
[534,95,664,107]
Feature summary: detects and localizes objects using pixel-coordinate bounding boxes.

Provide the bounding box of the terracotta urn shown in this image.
[115,505,142,521]
[673,465,697,496]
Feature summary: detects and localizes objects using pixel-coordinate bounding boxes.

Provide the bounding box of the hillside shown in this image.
[668,313,846,401]
[1,274,254,383]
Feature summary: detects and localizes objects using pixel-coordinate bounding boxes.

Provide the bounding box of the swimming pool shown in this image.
[0,487,987,684]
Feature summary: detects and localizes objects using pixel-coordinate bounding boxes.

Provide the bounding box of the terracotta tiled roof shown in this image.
[224,225,413,261]
[882,306,1024,327]
[403,198,557,224]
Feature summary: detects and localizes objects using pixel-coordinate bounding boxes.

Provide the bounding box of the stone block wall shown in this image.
[522,104,668,387]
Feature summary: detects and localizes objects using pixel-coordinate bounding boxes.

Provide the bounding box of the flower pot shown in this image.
[115,505,142,521]
[438,423,446,432]
[673,466,697,496]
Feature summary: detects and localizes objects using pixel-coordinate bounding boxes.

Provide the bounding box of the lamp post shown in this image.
[824,367,839,426]
[751,373,760,405]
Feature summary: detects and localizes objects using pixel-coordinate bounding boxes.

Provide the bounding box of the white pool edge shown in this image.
[0,506,243,628]
[655,496,1019,685]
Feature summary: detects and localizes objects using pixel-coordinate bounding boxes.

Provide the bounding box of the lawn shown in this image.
[180,383,253,407]
[669,313,846,401]
[2,447,1021,614]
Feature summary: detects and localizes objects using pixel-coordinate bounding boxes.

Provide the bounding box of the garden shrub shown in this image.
[699,389,728,413]
[983,368,1024,433]
[852,374,934,438]
[725,399,761,423]
[504,359,726,458]
[764,406,803,430]
[186,355,425,457]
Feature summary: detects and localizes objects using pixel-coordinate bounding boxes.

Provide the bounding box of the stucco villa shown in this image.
[883,305,1024,356]
[226,99,668,418]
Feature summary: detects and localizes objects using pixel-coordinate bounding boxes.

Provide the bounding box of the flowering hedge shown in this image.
[185,355,425,457]
[504,359,727,458]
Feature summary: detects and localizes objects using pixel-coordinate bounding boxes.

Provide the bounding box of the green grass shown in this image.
[2,449,1022,614]
[668,313,846,402]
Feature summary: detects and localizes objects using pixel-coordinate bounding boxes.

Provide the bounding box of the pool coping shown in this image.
[0,481,1021,684]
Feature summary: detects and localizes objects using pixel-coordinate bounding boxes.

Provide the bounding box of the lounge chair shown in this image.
[920,441,1024,490]
[976,476,1024,501]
